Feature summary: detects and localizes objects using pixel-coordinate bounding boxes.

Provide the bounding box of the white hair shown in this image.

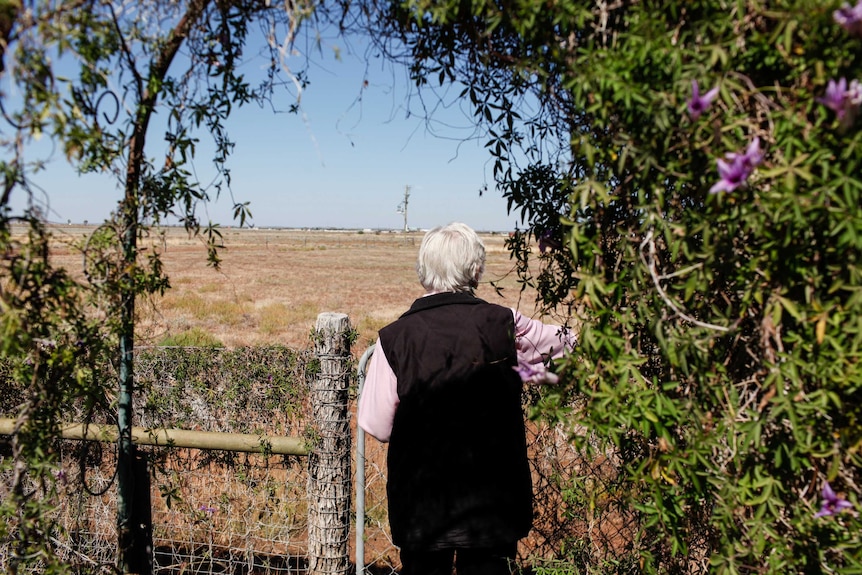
[416,222,486,293]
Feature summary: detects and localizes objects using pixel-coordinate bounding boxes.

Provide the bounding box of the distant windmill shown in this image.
[395,185,411,232]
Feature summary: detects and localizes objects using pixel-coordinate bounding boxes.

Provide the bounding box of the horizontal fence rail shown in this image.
[0,419,308,456]
[3,319,638,575]
[1,326,354,575]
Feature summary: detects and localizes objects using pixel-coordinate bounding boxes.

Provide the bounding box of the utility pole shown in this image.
[396,185,411,232]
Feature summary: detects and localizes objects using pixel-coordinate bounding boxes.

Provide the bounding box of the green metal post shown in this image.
[118,207,151,573]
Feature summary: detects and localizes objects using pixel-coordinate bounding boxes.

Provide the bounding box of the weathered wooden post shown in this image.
[308,313,352,575]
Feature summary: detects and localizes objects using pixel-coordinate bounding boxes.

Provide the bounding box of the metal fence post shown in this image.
[354,344,375,575]
[308,313,352,575]
[129,449,153,574]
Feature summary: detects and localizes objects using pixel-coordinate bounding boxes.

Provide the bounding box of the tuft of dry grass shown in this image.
[35,225,544,353]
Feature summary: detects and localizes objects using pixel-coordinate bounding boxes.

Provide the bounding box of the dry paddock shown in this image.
[33,225,548,351]
[3,225,634,574]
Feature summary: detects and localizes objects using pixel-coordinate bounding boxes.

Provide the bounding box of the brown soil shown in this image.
[38,225,545,351]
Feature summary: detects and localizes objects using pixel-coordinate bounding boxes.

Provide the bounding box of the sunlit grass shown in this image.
[162,292,252,327]
[351,315,390,347]
[195,282,222,294]
[43,226,541,350]
[258,301,320,336]
[158,327,223,347]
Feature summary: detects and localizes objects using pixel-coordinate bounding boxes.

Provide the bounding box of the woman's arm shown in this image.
[357,339,399,443]
[513,309,576,363]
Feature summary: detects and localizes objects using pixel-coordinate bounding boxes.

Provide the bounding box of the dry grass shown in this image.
[9,224,600,571]
[34,225,544,352]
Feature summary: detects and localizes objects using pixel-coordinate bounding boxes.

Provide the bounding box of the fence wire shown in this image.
[2,346,315,575]
[23,441,310,575]
[4,345,646,575]
[355,416,640,575]
[141,347,313,575]
[354,348,643,575]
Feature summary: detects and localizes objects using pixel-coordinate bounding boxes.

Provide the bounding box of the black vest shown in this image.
[379,292,533,550]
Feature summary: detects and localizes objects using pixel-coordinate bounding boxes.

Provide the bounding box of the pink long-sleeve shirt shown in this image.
[357,308,575,442]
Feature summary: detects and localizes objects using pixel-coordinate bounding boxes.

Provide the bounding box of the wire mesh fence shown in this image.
[38,440,309,574]
[2,346,316,574]
[354,347,642,575]
[355,416,640,575]
[3,344,644,575]
[139,346,314,574]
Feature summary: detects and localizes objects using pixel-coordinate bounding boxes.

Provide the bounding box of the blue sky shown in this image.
[11,34,523,233]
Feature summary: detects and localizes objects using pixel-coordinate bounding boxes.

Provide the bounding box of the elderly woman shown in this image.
[358,222,575,575]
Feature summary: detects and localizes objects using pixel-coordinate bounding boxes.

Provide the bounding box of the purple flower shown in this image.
[834,2,862,36]
[819,78,850,118]
[818,78,862,128]
[687,80,720,120]
[514,360,559,385]
[709,155,749,194]
[709,138,764,194]
[742,138,764,171]
[814,482,854,517]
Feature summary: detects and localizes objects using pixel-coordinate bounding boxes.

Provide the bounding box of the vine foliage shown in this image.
[352,0,862,572]
[1,0,313,572]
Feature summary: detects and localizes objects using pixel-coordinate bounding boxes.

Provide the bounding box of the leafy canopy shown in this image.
[356,0,862,572]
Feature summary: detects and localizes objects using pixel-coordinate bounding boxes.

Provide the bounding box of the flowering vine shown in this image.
[814,482,855,518]
[818,77,862,129]
[834,1,862,36]
[687,80,719,120]
[514,359,560,384]
[709,138,764,194]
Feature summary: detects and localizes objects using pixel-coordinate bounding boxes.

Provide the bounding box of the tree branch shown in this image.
[639,230,730,333]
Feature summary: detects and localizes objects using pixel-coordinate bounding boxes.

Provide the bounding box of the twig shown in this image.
[639,230,730,332]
